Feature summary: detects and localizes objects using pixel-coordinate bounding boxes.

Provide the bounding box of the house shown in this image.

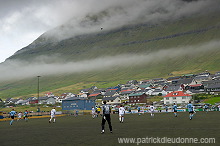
[103,89,119,98]
[151,88,167,96]
[88,93,103,99]
[202,80,220,88]
[126,80,138,85]
[14,99,25,105]
[129,92,148,104]
[185,84,204,91]
[165,84,183,93]
[88,89,106,99]
[191,75,212,84]
[45,92,54,97]
[17,100,29,105]
[163,91,192,105]
[10,98,20,104]
[167,76,182,82]
[119,89,134,100]
[46,97,56,105]
[102,96,121,105]
[171,78,193,86]
[138,84,153,89]
[4,98,12,103]
[215,71,220,75]
[80,88,94,94]
[77,93,89,98]
[205,84,220,95]
[60,93,77,100]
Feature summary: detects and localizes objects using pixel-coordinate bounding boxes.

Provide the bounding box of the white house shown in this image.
[102,96,121,105]
[163,91,192,105]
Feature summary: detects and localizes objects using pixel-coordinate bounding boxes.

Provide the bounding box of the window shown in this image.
[166,97,169,100]
[173,97,176,100]
[182,97,186,99]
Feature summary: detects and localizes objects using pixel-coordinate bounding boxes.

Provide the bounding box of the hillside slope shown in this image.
[0,11,220,99]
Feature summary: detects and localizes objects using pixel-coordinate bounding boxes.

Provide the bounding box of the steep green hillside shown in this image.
[0,11,220,99]
[8,12,220,62]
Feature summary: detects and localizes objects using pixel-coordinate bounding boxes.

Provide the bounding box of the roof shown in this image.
[104,89,117,96]
[172,78,193,84]
[129,92,146,96]
[165,84,182,91]
[138,84,152,88]
[107,89,117,91]
[88,93,101,97]
[102,96,118,101]
[189,84,203,87]
[164,91,191,97]
[206,84,220,88]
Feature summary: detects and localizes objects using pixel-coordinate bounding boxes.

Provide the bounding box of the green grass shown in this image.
[203,96,220,105]
[0,112,219,145]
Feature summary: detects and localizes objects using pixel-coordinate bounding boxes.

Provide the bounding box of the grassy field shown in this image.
[0,112,219,146]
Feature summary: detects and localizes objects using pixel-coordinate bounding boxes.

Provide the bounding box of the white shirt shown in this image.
[119,107,125,115]
[18,113,22,117]
[149,106,155,111]
[51,109,56,115]
[92,108,96,113]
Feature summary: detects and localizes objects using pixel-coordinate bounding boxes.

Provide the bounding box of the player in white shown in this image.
[91,107,96,119]
[149,104,155,117]
[49,107,56,123]
[118,105,125,123]
[17,112,22,121]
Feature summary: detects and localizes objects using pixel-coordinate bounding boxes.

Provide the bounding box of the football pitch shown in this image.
[0,112,219,146]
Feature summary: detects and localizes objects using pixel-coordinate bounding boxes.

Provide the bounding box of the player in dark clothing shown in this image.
[101,101,112,134]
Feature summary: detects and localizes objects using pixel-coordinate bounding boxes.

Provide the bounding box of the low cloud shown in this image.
[42,0,220,41]
[1,0,219,62]
[0,40,219,82]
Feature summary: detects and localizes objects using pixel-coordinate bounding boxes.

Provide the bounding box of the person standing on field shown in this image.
[101,101,112,134]
[118,105,125,123]
[187,101,194,120]
[24,110,29,122]
[173,103,178,117]
[49,107,56,123]
[17,112,22,121]
[9,109,16,125]
[92,107,96,119]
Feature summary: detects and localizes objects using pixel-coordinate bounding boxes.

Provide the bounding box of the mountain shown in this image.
[0,8,220,99]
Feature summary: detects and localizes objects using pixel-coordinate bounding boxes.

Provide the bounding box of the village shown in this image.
[1,71,220,111]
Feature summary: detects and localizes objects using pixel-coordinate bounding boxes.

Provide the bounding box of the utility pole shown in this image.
[37,76,41,104]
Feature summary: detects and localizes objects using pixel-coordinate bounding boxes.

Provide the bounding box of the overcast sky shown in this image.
[0,0,219,63]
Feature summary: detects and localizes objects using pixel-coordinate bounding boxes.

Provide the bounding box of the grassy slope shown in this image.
[0,12,220,99]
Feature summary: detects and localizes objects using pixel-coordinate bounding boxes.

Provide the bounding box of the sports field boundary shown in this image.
[0,114,66,122]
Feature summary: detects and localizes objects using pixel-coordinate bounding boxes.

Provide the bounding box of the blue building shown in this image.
[62,98,95,110]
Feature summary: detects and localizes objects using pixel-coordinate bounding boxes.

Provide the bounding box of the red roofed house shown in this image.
[163,91,192,105]
[88,93,102,99]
